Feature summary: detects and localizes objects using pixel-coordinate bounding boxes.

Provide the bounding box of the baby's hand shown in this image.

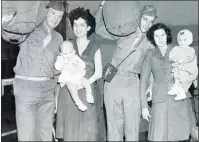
[60,83,65,88]
[75,102,87,112]
[171,68,177,73]
[172,71,180,78]
[172,62,179,67]
[86,94,94,104]
[178,64,184,70]
[177,60,184,64]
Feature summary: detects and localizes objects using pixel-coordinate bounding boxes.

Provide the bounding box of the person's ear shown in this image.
[87,26,91,32]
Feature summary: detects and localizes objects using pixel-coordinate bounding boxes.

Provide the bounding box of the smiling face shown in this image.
[72,17,91,38]
[45,8,64,29]
[154,28,167,48]
[139,15,156,33]
[177,30,193,47]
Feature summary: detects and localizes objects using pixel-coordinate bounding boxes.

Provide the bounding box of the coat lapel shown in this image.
[154,45,173,60]
[164,45,173,59]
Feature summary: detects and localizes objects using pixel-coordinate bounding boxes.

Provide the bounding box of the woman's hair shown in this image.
[146,23,172,47]
[69,7,96,37]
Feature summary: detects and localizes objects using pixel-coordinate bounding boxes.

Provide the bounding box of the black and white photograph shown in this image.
[1,1,198,142]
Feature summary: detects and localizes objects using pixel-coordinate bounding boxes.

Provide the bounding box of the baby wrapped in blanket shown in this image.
[54,41,94,111]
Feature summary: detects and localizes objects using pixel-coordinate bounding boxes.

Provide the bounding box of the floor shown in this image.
[1,86,17,142]
[1,85,149,142]
[2,85,197,142]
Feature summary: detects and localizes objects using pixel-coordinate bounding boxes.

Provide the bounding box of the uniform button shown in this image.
[41,58,43,61]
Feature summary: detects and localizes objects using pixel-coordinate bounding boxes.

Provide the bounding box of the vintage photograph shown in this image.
[1,1,198,142]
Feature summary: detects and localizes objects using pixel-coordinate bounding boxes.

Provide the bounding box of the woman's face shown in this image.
[73,17,91,38]
[154,29,167,47]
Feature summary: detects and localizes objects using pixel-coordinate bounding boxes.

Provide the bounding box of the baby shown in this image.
[168,29,198,100]
[54,41,94,111]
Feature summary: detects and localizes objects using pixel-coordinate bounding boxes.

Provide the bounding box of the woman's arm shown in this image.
[179,55,198,75]
[145,73,154,101]
[178,48,196,64]
[140,50,152,109]
[89,48,103,84]
[140,50,153,121]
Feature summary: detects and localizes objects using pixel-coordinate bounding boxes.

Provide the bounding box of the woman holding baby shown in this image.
[140,23,196,141]
[55,7,106,141]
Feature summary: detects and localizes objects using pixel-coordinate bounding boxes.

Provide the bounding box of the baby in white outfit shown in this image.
[54,41,94,111]
[168,29,198,100]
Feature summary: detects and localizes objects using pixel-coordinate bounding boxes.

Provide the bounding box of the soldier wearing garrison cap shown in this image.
[141,5,157,18]
[95,2,157,141]
[13,1,65,141]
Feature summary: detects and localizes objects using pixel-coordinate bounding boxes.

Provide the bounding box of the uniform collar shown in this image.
[155,44,173,59]
[43,21,52,34]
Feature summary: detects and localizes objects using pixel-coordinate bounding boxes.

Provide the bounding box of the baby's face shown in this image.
[177,30,193,47]
[61,43,75,58]
[178,35,188,46]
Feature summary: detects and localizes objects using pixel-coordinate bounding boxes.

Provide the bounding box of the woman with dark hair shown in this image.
[140,23,193,141]
[55,7,106,141]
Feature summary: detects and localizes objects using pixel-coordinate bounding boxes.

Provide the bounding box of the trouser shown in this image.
[104,72,141,141]
[13,78,55,141]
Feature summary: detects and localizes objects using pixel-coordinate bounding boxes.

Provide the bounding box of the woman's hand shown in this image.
[142,108,151,121]
[172,70,180,79]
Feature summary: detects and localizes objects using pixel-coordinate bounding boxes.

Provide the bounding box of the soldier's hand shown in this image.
[101,0,105,6]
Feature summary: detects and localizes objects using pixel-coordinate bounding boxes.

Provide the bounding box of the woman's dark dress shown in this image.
[141,45,193,141]
[55,37,106,141]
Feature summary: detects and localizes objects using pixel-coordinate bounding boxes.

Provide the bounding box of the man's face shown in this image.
[139,15,156,33]
[45,8,64,29]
